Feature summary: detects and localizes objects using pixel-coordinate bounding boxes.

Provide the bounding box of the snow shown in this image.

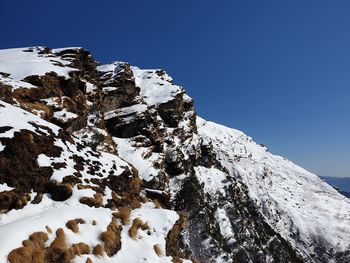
[98,61,185,107]
[0,100,60,151]
[1,114,180,263]
[53,109,78,122]
[0,100,130,185]
[73,127,113,152]
[0,47,76,81]
[131,66,182,105]
[110,207,179,263]
[0,74,36,90]
[41,97,62,107]
[0,195,112,263]
[113,137,161,182]
[102,86,118,92]
[69,205,187,263]
[196,116,350,254]
[37,135,128,183]
[52,47,82,53]
[85,82,98,94]
[0,189,180,263]
[1,45,349,262]
[194,166,229,197]
[105,104,148,121]
[0,100,60,136]
[0,183,14,192]
[215,208,236,244]
[98,61,184,106]
[97,62,123,74]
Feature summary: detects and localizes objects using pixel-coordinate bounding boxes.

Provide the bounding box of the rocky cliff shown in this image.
[0,47,349,263]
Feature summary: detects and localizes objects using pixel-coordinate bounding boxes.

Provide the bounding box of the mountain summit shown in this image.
[0,47,349,263]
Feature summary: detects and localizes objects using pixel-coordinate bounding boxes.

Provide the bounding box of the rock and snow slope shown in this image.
[196,118,350,261]
[0,47,349,263]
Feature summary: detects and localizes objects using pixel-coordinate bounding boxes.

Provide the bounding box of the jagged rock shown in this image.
[99,62,140,112]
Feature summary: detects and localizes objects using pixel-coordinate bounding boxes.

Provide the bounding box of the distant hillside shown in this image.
[340,191,350,198]
[321,176,350,192]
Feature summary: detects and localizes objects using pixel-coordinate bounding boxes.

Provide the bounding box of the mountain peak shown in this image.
[0,46,349,263]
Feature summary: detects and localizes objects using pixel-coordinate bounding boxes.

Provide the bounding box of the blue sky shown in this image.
[1,1,349,177]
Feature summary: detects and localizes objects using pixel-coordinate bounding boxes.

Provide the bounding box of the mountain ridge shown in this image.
[0,46,349,263]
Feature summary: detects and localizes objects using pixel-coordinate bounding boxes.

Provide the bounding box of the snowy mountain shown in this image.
[0,47,349,263]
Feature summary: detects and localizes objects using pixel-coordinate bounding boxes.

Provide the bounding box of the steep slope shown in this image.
[196,118,350,262]
[0,47,349,263]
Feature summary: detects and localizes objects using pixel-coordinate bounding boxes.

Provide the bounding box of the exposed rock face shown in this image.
[0,47,350,263]
[99,62,140,112]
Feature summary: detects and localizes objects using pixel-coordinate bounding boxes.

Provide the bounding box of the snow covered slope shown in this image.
[196,118,350,262]
[0,100,189,263]
[0,46,349,263]
[0,47,77,80]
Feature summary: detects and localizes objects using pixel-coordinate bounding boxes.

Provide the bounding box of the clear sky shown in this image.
[1,0,349,177]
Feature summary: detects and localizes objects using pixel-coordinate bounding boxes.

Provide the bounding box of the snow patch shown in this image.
[0,47,76,81]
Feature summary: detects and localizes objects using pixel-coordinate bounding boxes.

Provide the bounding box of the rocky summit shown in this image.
[0,47,349,263]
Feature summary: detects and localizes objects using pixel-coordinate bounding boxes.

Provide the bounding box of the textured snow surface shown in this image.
[105,104,148,121]
[96,61,123,75]
[0,75,35,90]
[194,166,229,197]
[109,207,179,263]
[214,208,236,245]
[131,66,182,105]
[53,109,78,122]
[0,47,76,81]
[114,137,161,182]
[0,100,60,136]
[0,195,180,263]
[0,100,60,151]
[0,195,111,262]
[0,183,14,192]
[197,117,350,254]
